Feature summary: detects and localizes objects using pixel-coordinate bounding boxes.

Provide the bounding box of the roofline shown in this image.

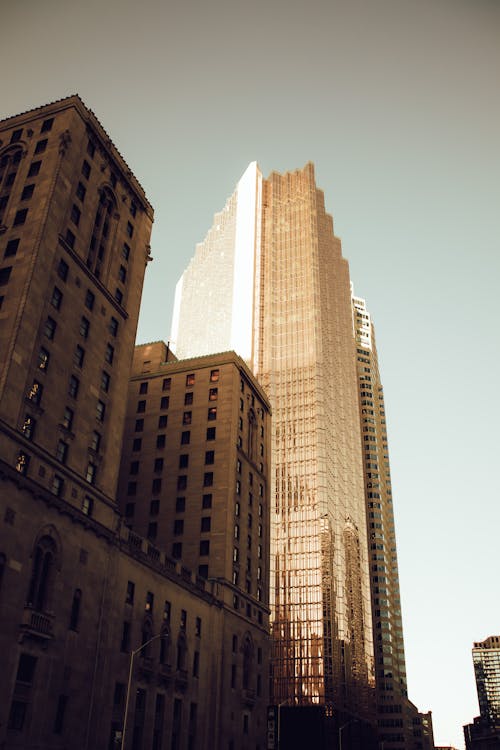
[0,94,153,219]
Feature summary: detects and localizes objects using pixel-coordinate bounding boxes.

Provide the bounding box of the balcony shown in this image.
[20,607,54,640]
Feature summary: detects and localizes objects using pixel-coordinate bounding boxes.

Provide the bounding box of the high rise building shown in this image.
[172,162,376,726]
[117,341,272,748]
[464,636,500,750]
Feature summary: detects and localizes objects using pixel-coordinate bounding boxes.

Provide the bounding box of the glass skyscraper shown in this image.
[172,162,412,729]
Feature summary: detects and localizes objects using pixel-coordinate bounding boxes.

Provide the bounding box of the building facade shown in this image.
[0,97,269,750]
[171,163,376,723]
[464,636,500,750]
[116,342,272,748]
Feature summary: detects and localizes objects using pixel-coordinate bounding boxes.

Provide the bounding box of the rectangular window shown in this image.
[147,522,157,540]
[135,419,144,432]
[74,345,85,367]
[96,400,106,422]
[160,396,169,409]
[206,427,216,440]
[76,181,86,202]
[129,461,139,475]
[205,451,214,465]
[154,458,164,473]
[183,411,192,425]
[137,399,146,413]
[174,519,184,535]
[82,496,93,516]
[51,474,64,496]
[101,371,110,392]
[125,503,135,517]
[21,184,35,201]
[158,415,167,429]
[3,238,19,258]
[176,497,186,512]
[121,621,131,652]
[44,316,57,340]
[177,475,187,491]
[56,440,68,463]
[203,472,213,487]
[162,377,171,391]
[181,430,190,445]
[86,462,96,484]
[172,542,182,559]
[209,388,218,401]
[85,290,95,310]
[35,139,48,154]
[13,209,28,226]
[152,478,162,494]
[150,499,160,515]
[82,160,91,179]
[202,494,212,509]
[186,373,195,386]
[109,316,119,336]
[71,204,81,226]
[210,369,219,382]
[90,431,101,452]
[41,118,54,133]
[28,160,41,177]
[201,517,211,532]
[105,343,114,364]
[65,229,75,248]
[139,381,148,394]
[184,391,193,405]
[156,434,166,448]
[62,406,73,430]
[207,407,217,421]
[79,316,90,338]
[68,375,79,398]
[179,454,189,468]
[53,693,68,734]
[126,221,134,237]
[122,242,130,261]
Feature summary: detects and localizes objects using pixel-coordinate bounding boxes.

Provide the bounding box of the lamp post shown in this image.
[339,719,358,750]
[120,634,166,750]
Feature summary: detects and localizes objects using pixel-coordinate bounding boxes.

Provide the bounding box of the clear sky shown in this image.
[2,1,499,746]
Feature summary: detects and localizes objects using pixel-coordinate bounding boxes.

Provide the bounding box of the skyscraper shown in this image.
[172,162,376,724]
[473,636,500,726]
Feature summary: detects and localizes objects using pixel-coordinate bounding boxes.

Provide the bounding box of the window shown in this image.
[62,407,73,430]
[209,388,218,401]
[122,242,130,261]
[28,160,41,177]
[174,519,184,535]
[27,380,43,404]
[236,459,241,473]
[137,399,146,413]
[118,264,127,282]
[44,316,57,340]
[193,651,200,677]
[202,494,212,509]
[156,434,165,449]
[68,375,79,398]
[27,536,57,610]
[101,371,110,392]
[13,208,28,225]
[96,400,106,422]
[210,369,219,382]
[162,377,171,391]
[56,440,68,463]
[8,701,27,731]
[121,621,131,652]
[147,522,157,540]
[125,503,135,517]
[82,496,93,516]
[71,204,81,226]
[152,478,162,494]
[186,373,195,386]
[236,480,241,495]
[184,391,193,406]
[35,139,48,154]
[158,415,167,429]
[206,427,216,440]
[201,517,211,532]
[205,450,214,465]
[150,499,160,516]
[126,221,134,237]
[69,589,82,630]
[129,461,139,475]
[65,228,75,248]
[172,542,182,559]
[82,160,91,179]
[135,419,144,432]
[177,475,187,491]
[57,258,69,280]
[76,181,86,202]
[109,316,119,336]
[86,462,96,484]
[40,117,54,133]
[207,407,217,421]
[4,238,19,258]
[10,128,23,143]
[179,454,189,468]
[139,381,148,394]
[38,347,50,370]
[114,288,123,304]
[85,290,95,310]
[203,472,213,487]
[105,343,114,364]
[74,345,85,367]
[0,266,12,286]
[154,458,164,473]
[176,497,185,512]
[22,414,36,440]
[15,452,30,474]
[160,396,169,409]
[79,316,90,338]
[181,430,190,445]
[21,184,35,200]
[183,411,192,425]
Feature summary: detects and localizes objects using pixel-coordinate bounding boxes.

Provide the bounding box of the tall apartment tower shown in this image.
[473,636,500,726]
[171,162,376,726]
[352,295,411,747]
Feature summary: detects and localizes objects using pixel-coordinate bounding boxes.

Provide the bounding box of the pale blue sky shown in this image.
[2,1,499,746]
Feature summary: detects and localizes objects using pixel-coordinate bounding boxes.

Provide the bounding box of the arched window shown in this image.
[0,145,23,225]
[242,634,254,689]
[87,186,118,278]
[27,536,57,612]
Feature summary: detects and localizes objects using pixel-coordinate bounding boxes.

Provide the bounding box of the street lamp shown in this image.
[120,633,166,750]
[339,719,358,750]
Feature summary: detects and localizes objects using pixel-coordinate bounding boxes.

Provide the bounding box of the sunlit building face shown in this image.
[172,162,376,717]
